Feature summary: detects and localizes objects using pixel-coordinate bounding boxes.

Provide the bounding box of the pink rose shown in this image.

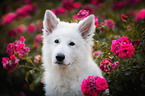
[105,19,115,29]
[73,2,82,9]
[28,24,36,33]
[135,9,145,22]
[2,13,16,25]
[81,75,100,96]
[34,55,42,65]
[121,14,126,20]
[111,36,131,55]
[20,36,25,42]
[100,58,112,72]
[10,55,16,60]
[96,77,108,93]
[16,43,25,51]
[34,34,43,43]
[95,16,99,27]
[2,57,10,64]
[119,44,135,58]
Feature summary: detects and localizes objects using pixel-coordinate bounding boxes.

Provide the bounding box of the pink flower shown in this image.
[34,34,43,43]
[2,57,19,72]
[33,43,40,50]
[20,36,25,42]
[73,2,82,9]
[104,19,115,29]
[10,55,16,60]
[2,13,16,25]
[111,36,130,55]
[6,39,30,58]
[34,55,42,65]
[6,43,14,56]
[81,75,108,96]
[16,43,25,51]
[18,24,26,33]
[100,58,112,72]
[121,14,126,20]
[119,44,135,58]
[74,10,89,20]
[28,24,36,33]
[95,16,99,27]
[111,61,120,69]
[111,63,117,69]
[98,22,105,33]
[81,75,100,96]
[93,51,101,58]
[135,9,145,22]
[57,7,66,14]
[110,36,135,59]
[16,4,35,18]
[2,57,10,64]
[96,77,108,93]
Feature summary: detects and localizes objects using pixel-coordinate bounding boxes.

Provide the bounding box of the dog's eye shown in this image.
[54,39,59,43]
[69,42,75,46]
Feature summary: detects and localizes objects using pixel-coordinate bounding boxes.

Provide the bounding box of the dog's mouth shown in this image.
[54,62,71,66]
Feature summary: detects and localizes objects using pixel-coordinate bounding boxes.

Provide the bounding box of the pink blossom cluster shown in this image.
[81,75,108,96]
[100,58,120,72]
[62,0,82,11]
[8,24,26,37]
[2,55,20,72]
[111,36,135,59]
[74,10,89,20]
[2,4,35,25]
[34,55,42,65]
[2,36,30,72]
[135,9,145,22]
[74,9,99,27]
[6,36,30,58]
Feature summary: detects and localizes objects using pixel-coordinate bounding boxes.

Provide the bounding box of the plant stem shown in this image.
[19,65,40,71]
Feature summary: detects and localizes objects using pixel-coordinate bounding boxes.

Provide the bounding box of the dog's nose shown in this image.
[56,53,65,62]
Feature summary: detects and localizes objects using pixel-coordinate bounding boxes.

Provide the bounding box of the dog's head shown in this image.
[42,10,95,67]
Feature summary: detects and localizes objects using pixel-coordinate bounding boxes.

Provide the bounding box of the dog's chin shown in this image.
[54,62,71,67]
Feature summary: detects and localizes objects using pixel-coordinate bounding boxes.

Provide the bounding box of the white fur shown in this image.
[42,10,103,96]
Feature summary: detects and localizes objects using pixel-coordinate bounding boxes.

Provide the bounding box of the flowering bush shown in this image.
[0,0,145,96]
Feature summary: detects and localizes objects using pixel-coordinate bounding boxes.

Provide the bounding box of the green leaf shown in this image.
[25,70,30,83]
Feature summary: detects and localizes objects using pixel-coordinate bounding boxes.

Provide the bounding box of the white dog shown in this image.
[42,10,103,96]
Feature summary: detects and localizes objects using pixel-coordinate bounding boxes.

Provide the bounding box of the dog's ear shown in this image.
[78,15,95,39]
[43,10,58,34]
